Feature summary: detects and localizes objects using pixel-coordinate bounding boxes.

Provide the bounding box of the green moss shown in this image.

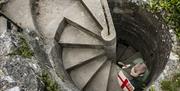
[40,71,58,91]
[145,0,180,39]
[172,73,180,87]
[8,36,34,58]
[161,80,173,91]
[161,73,180,91]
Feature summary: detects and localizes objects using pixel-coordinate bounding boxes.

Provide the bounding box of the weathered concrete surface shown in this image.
[59,24,103,46]
[101,0,116,44]
[84,60,111,91]
[70,56,107,89]
[2,0,173,90]
[63,1,102,38]
[0,16,7,35]
[0,0,118,91]
[33,0,76,39]
[62,48,105,69]
[107,63,122,91]
[82,0,107,30]
[1,0,36,30]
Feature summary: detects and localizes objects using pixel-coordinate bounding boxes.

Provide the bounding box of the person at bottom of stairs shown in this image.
[117,62,147,91]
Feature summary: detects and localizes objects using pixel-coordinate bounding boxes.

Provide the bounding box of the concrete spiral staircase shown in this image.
[57,0,118,91]
[0,0,172,91]
[0,0,119,90]
[57,0,139,90]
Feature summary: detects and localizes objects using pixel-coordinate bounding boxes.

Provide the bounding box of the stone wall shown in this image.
[108,0,172,86]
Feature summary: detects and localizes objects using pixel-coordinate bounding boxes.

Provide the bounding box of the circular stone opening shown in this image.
[108,0,172,87]
[51,1,172,90]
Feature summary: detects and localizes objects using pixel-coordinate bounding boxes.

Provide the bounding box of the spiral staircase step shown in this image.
[107,63,122,91]
[84,60,111,91]
[63,1,102,39]
[69,56,107,89]
[59,24,104,47]
[63,48,105,70]
[120,46,136,61]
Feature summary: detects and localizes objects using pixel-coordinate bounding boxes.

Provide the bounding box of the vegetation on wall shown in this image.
[160,73,180,91]
[8,36,34,58]
[40,71,59,91]
[145,0,180,39]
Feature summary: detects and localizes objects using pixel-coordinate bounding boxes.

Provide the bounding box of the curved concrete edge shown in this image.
[1,0,36,30]
[109,0,172,86]
[27,30,80,91]
[100,0,116,59]
[101,28,116,59]
[1,0,43,39]
[100,0,116,45]
[21,29,79,91]
[48,40,80,91]
[81,0,104,30]
[101,29,116,45]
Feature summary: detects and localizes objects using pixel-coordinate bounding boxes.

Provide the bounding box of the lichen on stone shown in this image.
[0,30,41,91]
[8,35,34,58]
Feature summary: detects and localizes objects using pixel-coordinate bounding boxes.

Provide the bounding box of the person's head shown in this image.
[130,63,147,77]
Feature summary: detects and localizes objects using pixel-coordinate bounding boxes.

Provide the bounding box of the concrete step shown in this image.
[81,0,107,29]
[62,48,105,69]
[84,60,111,91]
[116,43,127,60]
[69,56,107,89]
[120,46,136,61]
[59,24,104,47]
[0,17,7,34]
[107,63,122,91]
[66,52,106,71]
[64,1,102,40]
[124,52,143,64]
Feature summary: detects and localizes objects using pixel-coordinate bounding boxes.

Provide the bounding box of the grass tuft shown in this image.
[8,36,34,58]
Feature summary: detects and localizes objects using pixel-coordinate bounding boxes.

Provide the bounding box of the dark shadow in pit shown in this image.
[108,0,172,88]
